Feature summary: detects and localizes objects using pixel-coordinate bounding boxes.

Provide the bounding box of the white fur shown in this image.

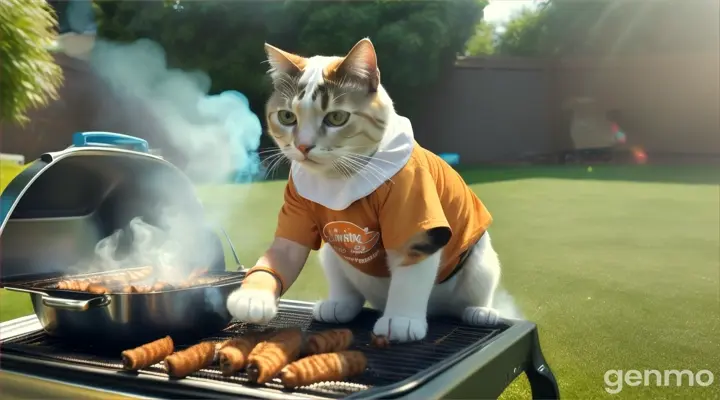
[313,232,502,342]
[226,288,278,324]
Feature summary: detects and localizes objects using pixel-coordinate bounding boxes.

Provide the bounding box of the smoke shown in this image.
[78,37,263,276]
[88,38,262,183]
[90,215,205,284]
[493,287,525,320]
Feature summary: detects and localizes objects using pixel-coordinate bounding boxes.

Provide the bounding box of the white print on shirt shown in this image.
[322,221,383,263]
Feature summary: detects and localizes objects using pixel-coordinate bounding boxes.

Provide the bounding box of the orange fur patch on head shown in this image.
[264,43,307,76]
[323,39,379,91]
[322,57,345,81]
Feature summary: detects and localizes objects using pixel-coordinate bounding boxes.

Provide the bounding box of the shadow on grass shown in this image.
[456,164,720,186]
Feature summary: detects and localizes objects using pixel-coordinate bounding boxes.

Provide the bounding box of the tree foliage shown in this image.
[94,0,485,122]
[495,6,548,56]
[0,0,63,126]
[495,0,718,57]
[465,19,496,56]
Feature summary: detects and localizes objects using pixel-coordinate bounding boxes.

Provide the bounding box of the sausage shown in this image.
[126,266,153,282]
[86,283,109,294]
[151,281,174,292]
[279,351,368,388]
[121,336,174,370]
[189,277,216,286]
[176,276,216,289]
[305,329,354,355]
[57,279,91,291]
[164,342,216,378]
[132,285,153,293]
[246,328,303,384]
[370,334,390,348]
[120,285,138,293]
[187,267,209,281]
[100,273,130,285]
[218,336,259,376]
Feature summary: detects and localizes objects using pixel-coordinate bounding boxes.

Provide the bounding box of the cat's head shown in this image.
[263,38,394,178]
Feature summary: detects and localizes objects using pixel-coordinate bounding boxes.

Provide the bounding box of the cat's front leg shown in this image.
[313,244,365,324]
[372,248,442,343]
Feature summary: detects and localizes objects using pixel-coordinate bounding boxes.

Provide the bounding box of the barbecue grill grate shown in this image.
[1,306,502,398]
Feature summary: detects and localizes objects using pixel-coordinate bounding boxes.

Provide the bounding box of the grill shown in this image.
[1,305,502,399]
[2,135,561,399]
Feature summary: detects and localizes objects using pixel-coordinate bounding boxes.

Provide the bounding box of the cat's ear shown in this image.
[334,38,380,92]
[264,43,307,79]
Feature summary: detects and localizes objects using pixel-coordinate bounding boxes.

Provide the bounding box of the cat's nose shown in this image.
[296,144,315,155]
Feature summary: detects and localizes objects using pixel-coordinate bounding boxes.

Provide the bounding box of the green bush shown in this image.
[0,0,63,126]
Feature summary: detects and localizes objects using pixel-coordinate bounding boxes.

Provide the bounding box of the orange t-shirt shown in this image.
[274,145,492,283]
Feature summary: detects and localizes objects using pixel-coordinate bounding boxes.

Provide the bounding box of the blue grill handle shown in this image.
[72,131,149,153]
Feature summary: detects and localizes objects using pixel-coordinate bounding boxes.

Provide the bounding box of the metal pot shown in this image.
[0,132,245,344]
[5,271,244,344]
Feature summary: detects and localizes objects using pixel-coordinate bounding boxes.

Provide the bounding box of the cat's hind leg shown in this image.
[312,244,365,324]
[455,233,502,326]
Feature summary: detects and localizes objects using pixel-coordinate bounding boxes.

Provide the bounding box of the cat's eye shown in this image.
[324,111,351,127]
[277,110,297,126]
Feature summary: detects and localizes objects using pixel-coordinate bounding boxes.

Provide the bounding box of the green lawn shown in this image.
[1,165,718,399]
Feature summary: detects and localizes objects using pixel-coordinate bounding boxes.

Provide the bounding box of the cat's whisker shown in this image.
[268,157,290,180]
[344,154,395,185]
[341,156,387,187]
[332,160,353,180]
[338,158,377,188]
[348,152,401,168]
[263,153,289,179]
[346,156,399,183]
[261,152,286,166]
[257,148,284,156]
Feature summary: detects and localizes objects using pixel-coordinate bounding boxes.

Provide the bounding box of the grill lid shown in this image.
[0,132,227,286]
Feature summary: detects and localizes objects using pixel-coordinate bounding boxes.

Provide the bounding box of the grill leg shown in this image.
[526,329,560,399]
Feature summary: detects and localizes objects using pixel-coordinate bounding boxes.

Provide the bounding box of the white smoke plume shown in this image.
[88,38,262,183]
[493,287,525,320]
[78,37,263,276]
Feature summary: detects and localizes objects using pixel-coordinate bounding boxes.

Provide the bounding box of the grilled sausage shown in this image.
[120,285,139,293]
[190,276,216,286]
[279,351,367,388]
[370,334,390,348]
[132,285,153,293]
[187,267,209,281]
[305,329,354,355]
[86,283,109,294]
[246,328,303,384]
[218,336,259,376]
[57,279,92,291]
[121,336,174,370]
[164,342,216,378]
[151,281,174,292]
[126,266,153,282]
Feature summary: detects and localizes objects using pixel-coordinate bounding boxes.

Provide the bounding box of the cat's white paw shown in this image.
[462,306,501,326]
[313,299,363,324]
[226,288,277,324]
[373,315,427,342]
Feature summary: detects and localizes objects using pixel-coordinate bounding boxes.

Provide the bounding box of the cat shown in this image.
[226,38,503,343]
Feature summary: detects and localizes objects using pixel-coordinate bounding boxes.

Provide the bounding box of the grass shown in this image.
[1,165,718,399]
